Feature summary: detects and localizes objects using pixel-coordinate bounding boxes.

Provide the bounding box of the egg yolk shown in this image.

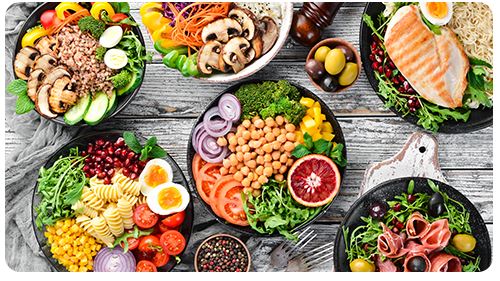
[144,165,168,188]
[426,2,448,19]
[157,187,182,210]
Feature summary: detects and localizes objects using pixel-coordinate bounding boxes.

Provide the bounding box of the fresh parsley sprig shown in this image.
[123,131,168,161]
[291,132,346,167]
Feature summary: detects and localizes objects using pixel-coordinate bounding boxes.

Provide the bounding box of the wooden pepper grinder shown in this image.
[290,2,343,47]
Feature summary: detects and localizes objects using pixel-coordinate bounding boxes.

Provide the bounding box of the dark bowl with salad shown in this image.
[31,131,194,272]
[334,177,491,272]
[11,2,149,127]
[360,2,493,134]
[187,79,346,239]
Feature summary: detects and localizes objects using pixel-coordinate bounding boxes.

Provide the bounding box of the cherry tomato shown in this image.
[111,13,132,31]
[139,235,160,253]
[216,181,249,226]
[133,248,155,261]
[195,163,222,203]
[133,203,159,229]
[192,153,207,182]
[160,230,186,255]
[162,211,185,228]
[120,228,141,251]
[137,260,157,272]
[40,10,57,30]
[151,249,170,267]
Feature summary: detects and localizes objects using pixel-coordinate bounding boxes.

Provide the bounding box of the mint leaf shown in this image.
[15,93,35,114]
[123,132,143,153]
[329,143,346,167]
[7,79,28,96]
[145,136,157,147]
[291,144,311,159]
[147,145,168,159]
[312,139,332,154]
[303,132,314,150]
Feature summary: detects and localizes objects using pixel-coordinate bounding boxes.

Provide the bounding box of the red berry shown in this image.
[369,54,376,62]
[392,226,400,234]
[96,139,105,146]
[395,221,404,229]
[107,169,115,177]
[407,194,416,201]
[116,137,125,147]
[130,172,138,180]
[393,203,401,211]
[371,61,380,70]
[122,168,130,176]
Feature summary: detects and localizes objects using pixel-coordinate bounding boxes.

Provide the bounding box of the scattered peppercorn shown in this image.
[196,235,249,272]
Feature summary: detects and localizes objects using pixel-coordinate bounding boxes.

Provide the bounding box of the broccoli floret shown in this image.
[78,16,106,39]
[235,83,275,120]
[109,69,132,89]
[259,98,306,126]
[95,46,107,61]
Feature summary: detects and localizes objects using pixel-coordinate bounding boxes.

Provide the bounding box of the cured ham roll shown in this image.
[418,219,451,252]
[375,255,397,272]
[377,223,409,258]
[403,240,431,272]
[406,212,431,239]
[429,252,462,272]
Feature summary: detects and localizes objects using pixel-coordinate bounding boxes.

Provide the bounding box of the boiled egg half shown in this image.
[146,182,190,215]
[139,158,173,196]
[420,2,453,26]
[100,26,123,48]
[104,48,128,69]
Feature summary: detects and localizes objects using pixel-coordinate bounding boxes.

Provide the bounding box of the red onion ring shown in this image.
[93,246,136,272]
[203,107,232,137]
[218,93,241,122]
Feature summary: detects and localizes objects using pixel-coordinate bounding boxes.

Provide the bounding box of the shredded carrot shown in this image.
[166,2,232,54]
[50,9,91,35]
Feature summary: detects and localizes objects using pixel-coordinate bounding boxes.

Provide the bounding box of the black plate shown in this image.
[31,131,194,272]
[360,2,493,133]
[334,177,491,272]
[187,79,346,236]
[13,2,145,127]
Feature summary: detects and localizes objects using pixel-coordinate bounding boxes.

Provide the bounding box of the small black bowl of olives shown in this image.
[305,38,361,93]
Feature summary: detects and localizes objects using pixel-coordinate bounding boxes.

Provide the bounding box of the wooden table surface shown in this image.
[4,2,493,272]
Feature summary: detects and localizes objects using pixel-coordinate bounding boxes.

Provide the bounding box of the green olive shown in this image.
[314,46,331,63]
[452,234,476,253]
[349,258,375,272]
[324,49,346,75]
[338,62,359,86]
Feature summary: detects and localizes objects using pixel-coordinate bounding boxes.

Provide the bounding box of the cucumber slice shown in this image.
[83,91,109,126]
[104,90,117,118]
[64,94,91,125]
[117,67,143,96]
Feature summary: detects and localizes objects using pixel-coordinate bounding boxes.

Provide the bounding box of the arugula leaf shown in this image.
[420,13,442,35]
[112,225,154,253]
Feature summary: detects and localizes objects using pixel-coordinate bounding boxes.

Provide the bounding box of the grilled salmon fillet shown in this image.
[384,5,469,108]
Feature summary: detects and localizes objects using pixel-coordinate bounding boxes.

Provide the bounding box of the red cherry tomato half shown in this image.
[138,235,160,253]
[136,260,157,272]
[159,230,186,256]
[151,249,170,267]
[158,219,180,233]
[162,211,185,228]
[120,228,141,251]
[133,203,159,229]
[111,13,132,31]
[40,10,57,30]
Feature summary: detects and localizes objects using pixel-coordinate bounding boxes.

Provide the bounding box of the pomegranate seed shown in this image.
[107,169,115,177]
[133,154,139,161]
[370,255,377,261]
[371,41,377,51]
[397,87,405,93]
[393,203,401,211]
[408,98,417,108]
[385,69,392,78]
[127,151,136,159]
[409,107,417,113]
[407,88,416,94]
[372,34,379,42]
[375,55,383,64]
[137,161,146,168]
[84,158,91,164]
[395,221,404,229]
[96,139,105,146]
[407,194,416,201]
[116,137,125,147]
[114,148,122,156]
[113,160,122,168]
[377,49,384,56]
[131,165,139,174]
[83,165,90,172]
[398,75,406,83]
[121,149,128,158]
[124,158,131,167]
[81,151,87,157]
[122,168,130,176]
[89,169,95,177]
[392,226,400,234]
[371,61,380,70]
[389,61,396,69]
[87,143,93,154]
[369,54,376,62]
[104,163,112,170]
[105,156,113,164]
[391,77,400,85]
[104,177,111,184]
[130,172,138,180]
[104,141,111,148]
[84,172,90,178]
[377,66,383,74]
[100,150,108,158]
[95,156,102,163]
[403,81,410,91]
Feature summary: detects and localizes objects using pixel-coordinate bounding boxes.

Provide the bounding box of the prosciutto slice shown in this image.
[429,252,462,272]
[375,255,397,272]
[377,223,409,258]
[418,219,451,252]
[406,212,431,239]
[403,240,431,272]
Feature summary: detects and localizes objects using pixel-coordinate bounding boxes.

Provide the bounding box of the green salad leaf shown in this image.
[291,132,346,167]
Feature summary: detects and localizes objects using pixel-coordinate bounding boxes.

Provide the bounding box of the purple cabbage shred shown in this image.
[162,2,196,27]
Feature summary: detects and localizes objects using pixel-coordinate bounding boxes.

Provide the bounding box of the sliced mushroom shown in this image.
[33,54,58,74]
[218,52,233,73]
[49,76,77,113]
[27,68,46,102]
[201,18,242,43]
[221,37,256,74]
[43,66,71,85]
[258,17,279,55]
[35,84,57,119]
[197,40,223,75]
[251,29,263,59]
[35,35,59,55]
[14,46,40,80]
[229,8,259,41]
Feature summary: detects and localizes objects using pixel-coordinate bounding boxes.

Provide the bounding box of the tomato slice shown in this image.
[195,163,222,203]
[161,211,185,228]
[151,249,170,267]
[192,153,207,182]
[137,260,157,272]
[217,181,250,226]
[138,235,160,253]
[133,203,159,229]
[110,13,131,31]
[159,230,186,256]
[40,10,57,30]
[120,228,141,251]
[209,176,238,216]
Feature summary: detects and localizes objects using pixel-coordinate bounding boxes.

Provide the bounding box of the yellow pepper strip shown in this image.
[22,26,53,47]
[152,23,179,48]
[142,11,171,31]
[55,2,85,20]
[90,2,115,20]
[140,2,164,17]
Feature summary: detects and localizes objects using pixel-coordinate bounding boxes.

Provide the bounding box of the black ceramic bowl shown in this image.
[187,80,346,236]
[359,2,493,133]
[13,3,145,126]
[31,131,194,272]
[334,177,491,272]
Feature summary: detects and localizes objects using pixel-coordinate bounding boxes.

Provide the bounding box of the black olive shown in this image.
[320,74,339,92]
[369,202,386,220]
[305,59,326,80]
[428,192,445,217]
[407,256,427,272]
[334,45,354,62]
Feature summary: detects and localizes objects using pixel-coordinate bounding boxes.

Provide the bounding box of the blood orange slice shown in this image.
[287,154,341,207]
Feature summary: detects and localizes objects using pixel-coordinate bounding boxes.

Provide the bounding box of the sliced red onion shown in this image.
[192,122,206,154]
[93,246,136,272]
[218,93,241,122]
[199,131,224,156]
[203,107,232,137]
[198,139,229,163]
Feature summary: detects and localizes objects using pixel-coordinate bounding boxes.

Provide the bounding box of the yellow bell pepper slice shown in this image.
[142,11,170,31]
[302,115,316,129]
[152,22,174,43]
[140,2,164,17]
[55,2,85,20]
[90,2,115,20]
[22,26,53,47]
[320,122,334,133]
[321,132,335,142]
[300,97,315,108]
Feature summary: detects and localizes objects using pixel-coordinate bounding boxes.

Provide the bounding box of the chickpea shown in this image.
[263,153,272,163]
[227,132,235,139]
[286,132,296,142]
[259,129,265,137]
[233,171,244,182]
[249,140,262,149]
[265,117,275,127]
[272,161,282,170]
[251,151,257,158]
[243,152,252,162]
[236,162,244,170]
[272,127,281,137]
[275,115,284,126]
[274,174,284,182]
[254,118,265,129]
[220,167,229,176]
[258,137,267,145]
[243,187,252,195]
[237,137,246,146]
[251,130,260,140]
[272,151,281,161]
[271,141,281,150]
[222,159,231,168]
[256,155,264,165]
[255,165,264,176]
[240,166,250,176]
[229,153,238,166]
[279,165,288,174]
[265,132,275,142]
[235,145,242,153]
[285,123,296,132]
[246,160,257,169]
[217,136,228,146]
[263,167,273,177]
[241,178,251,187]
[229,166,238,174]
[242,130,251,140]
[258,175,269,184]
[236,151,244,162]
[280,154,288,164]
[241,144,250,153]
[279,145,285,153]
[252,115,260,123]
[242,119,251,128]
[228,136,238,146]
[251,181,261,189]
[284,141,295,152]
[264,162,273,168]
[252,189,262,197]
[255,147,265,155]
[247,172,255,182]
[228,144,236,152]
[285,151,292,158]
[276,134,287,143]
[263,126,272,134]
[262,143,273,153]
[286,158,294,167]
[249,124,256,132]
